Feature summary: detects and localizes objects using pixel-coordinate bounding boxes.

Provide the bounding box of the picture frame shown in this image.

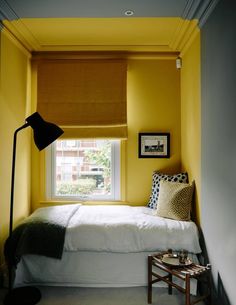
[138,133,170,158]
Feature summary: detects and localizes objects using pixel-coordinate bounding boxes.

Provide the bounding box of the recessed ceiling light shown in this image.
[124,10,134,16]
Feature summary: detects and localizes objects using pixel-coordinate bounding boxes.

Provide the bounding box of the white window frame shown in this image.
[46,139,121,201]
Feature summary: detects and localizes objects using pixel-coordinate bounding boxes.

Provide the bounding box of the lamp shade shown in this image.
[26,112,64,151]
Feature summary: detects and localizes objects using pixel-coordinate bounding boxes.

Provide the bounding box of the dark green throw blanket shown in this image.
[4,204,80,267]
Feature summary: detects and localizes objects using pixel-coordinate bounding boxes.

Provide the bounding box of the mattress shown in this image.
[65,204,201,253]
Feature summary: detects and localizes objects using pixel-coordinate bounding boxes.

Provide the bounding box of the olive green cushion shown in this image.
[155,180,194,221]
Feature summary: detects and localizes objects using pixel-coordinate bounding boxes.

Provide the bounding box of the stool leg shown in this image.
[168,273,172,295]
[207,270,212,305]
[185,274,191,305]
[148,256,152,304]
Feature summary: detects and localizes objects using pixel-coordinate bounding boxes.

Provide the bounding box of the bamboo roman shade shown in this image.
[37,59,127,138]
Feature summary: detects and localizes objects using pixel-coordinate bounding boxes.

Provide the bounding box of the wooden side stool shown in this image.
[147,252,211,305]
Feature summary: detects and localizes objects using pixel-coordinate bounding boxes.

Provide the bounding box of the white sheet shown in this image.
[15,251,199,294]
[64,205,201,254]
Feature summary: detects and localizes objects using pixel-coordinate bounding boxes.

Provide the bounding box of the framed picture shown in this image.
[138,133,170,158]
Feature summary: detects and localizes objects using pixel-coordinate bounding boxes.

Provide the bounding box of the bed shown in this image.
[6,204,202,293]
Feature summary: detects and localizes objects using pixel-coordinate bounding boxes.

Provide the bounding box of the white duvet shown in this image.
[64,205,201,254]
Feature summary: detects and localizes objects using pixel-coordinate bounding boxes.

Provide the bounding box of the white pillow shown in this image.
[155,180,194,221]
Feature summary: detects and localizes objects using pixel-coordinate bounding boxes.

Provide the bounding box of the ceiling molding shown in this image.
[198,0,220,28]
[1,26,31,57]
[37,44,175,53]
[182,0,219,26]
[3,19,40,51]
[179,25,200,57]
[2,17,199,53]
[32,51,180,61]
[169,19,199,52]
[0,0,220,53]
[0,0,18,20]
[2,17,183,52]
[177,21,199,52]
[182,0,202,20]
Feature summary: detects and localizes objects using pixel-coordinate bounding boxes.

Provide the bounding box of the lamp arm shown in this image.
[9,122,30,237]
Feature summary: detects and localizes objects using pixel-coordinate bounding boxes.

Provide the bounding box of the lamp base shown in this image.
[4,286,41,305]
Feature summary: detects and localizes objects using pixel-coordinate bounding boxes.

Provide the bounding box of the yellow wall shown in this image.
[180,31,201,223]
[126,60,181,204]
[31,58,181,209]
[0,30,32,263]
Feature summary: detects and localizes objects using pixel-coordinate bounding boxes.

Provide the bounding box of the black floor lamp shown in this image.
[3,112,64,305]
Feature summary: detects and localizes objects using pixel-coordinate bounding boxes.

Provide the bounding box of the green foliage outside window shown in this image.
[56,178,96,196]
[84,141,111,192]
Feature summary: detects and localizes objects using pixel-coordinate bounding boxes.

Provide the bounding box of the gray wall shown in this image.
[201,0,236,304]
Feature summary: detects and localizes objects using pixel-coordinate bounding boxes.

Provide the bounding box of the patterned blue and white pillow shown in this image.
[147,171,188,209]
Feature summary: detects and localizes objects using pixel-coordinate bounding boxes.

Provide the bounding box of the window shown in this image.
[46,139,120,201]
